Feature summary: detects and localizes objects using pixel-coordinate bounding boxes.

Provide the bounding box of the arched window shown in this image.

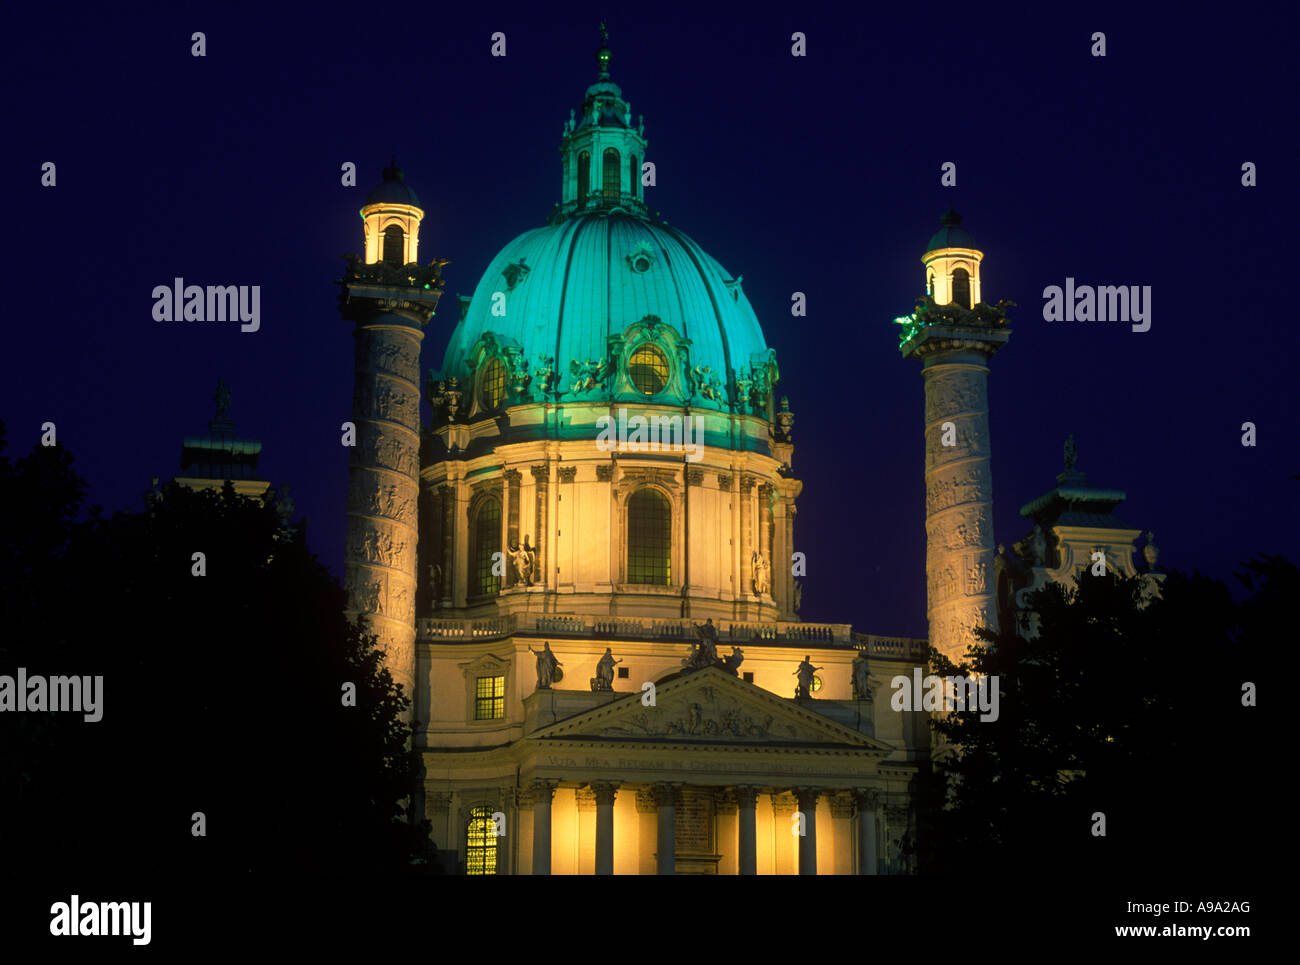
[629,154,638,199]
[602,147,620,198]
[471,496,501,597]
[627,488,671,585]
[480,357,505,410]
[383,225,404,265]
[577,151,590,201]
[927,272,935,297]
[951,268,971,309]
[465,806,498,875]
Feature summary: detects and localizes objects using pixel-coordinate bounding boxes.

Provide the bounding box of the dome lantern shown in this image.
[360,156,425,265]
[921,207,983,309]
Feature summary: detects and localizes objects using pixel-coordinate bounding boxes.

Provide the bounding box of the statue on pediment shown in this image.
[793,655,822,699]
[529,642,563,689]
[683,618,723,671]
[721,646,745,675]
[592,648,622,692]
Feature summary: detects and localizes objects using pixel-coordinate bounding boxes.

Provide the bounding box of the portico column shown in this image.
[593,782,619,875]
[653,783,679,875]
[735,786,759,875]
[794,787,819,875]
[854,789,879,875]
[530,780,558,875]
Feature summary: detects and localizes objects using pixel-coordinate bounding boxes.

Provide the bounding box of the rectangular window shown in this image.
[475,675,505,720]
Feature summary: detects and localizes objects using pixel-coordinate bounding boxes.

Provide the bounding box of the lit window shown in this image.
[383,225,404,265]
[480,357,505,410]
[472,497,501,597]
[466,806,498,875]
[603,147,620,198]
[951,268,971,309]
[475,675,505,720]
[629,345,668,395]
[577,151,590,201]
[627,488,670,585]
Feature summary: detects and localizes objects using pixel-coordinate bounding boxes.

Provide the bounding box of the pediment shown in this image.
[531,667,890,750]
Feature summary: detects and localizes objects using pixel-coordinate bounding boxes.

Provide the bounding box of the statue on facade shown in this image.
[591,647,622,692]
[720,646,745,675]
[851,651,872,701]
[1030,524,1047,565]
[774,396,794,442]
[751,550,771,595]
[529,642,563,689]
[1142,531,1160,570]
[793,655,822,699]
[683,618,722,670]
[428,562,443,603]
[510,536,536,586]
[1063,433,1077,470]
[213,379,231,420]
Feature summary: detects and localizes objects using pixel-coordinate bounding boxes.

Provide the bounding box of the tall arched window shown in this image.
[383,225,404,265]
[927,272,935,297]
[471,496,501,597]
[629,154,638,199]
[951,268,971,309]
[577,151,590,201]
[602,147,620,198]
[465,806,498,875]
[627,488,670,585]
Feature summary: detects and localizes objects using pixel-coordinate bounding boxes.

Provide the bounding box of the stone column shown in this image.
[530,780,558,875]
[758,483,773,598]
[343,322,424,714]
[438,484,454,608]
[902,307,1009,662]
[593,782,619,875]
[772,793,797,874]
[653,783,678,875]
[794,787,819,875]
[739,475,755,595]
[504,468,521,587]
[854,789,879,875]
[531,464,549,590]
[735,786,759,875]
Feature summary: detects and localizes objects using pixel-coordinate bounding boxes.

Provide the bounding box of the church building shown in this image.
[332,35,1156,874]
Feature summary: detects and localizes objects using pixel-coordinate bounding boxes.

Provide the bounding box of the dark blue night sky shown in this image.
[6,3,1294,639]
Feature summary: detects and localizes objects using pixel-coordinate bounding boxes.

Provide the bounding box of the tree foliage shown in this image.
[0,422,436,876]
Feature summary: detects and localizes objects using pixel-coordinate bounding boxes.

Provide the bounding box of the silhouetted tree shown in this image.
[916,562,1272,878]
[0,423,437,877]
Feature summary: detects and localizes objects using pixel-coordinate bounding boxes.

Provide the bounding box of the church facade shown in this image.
[333,38,1158,875]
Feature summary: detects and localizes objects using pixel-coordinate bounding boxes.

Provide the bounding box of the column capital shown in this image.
[793,786,821,810]
[528,779,559,804]
[732,785,761,809]
[530,463,550,483]
[853,788,881,811]
[575,786,598,812]
[635,787,658,813]
[590,781,620,807]
[652,782,682,807]
[503,467,522,483]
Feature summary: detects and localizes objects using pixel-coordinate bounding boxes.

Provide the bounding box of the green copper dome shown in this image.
[435,39,777,418]
[439,212,775,414]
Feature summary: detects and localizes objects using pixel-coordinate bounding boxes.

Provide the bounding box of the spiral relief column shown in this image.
[340,160,445,714]
[898,211,1010,662]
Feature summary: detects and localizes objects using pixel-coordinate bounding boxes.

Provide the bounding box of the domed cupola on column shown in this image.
[360,156,424,265]
[553,27,649,222]
[921,207,982,309]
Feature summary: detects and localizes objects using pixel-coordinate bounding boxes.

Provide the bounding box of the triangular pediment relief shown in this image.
[531,667,891,750]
